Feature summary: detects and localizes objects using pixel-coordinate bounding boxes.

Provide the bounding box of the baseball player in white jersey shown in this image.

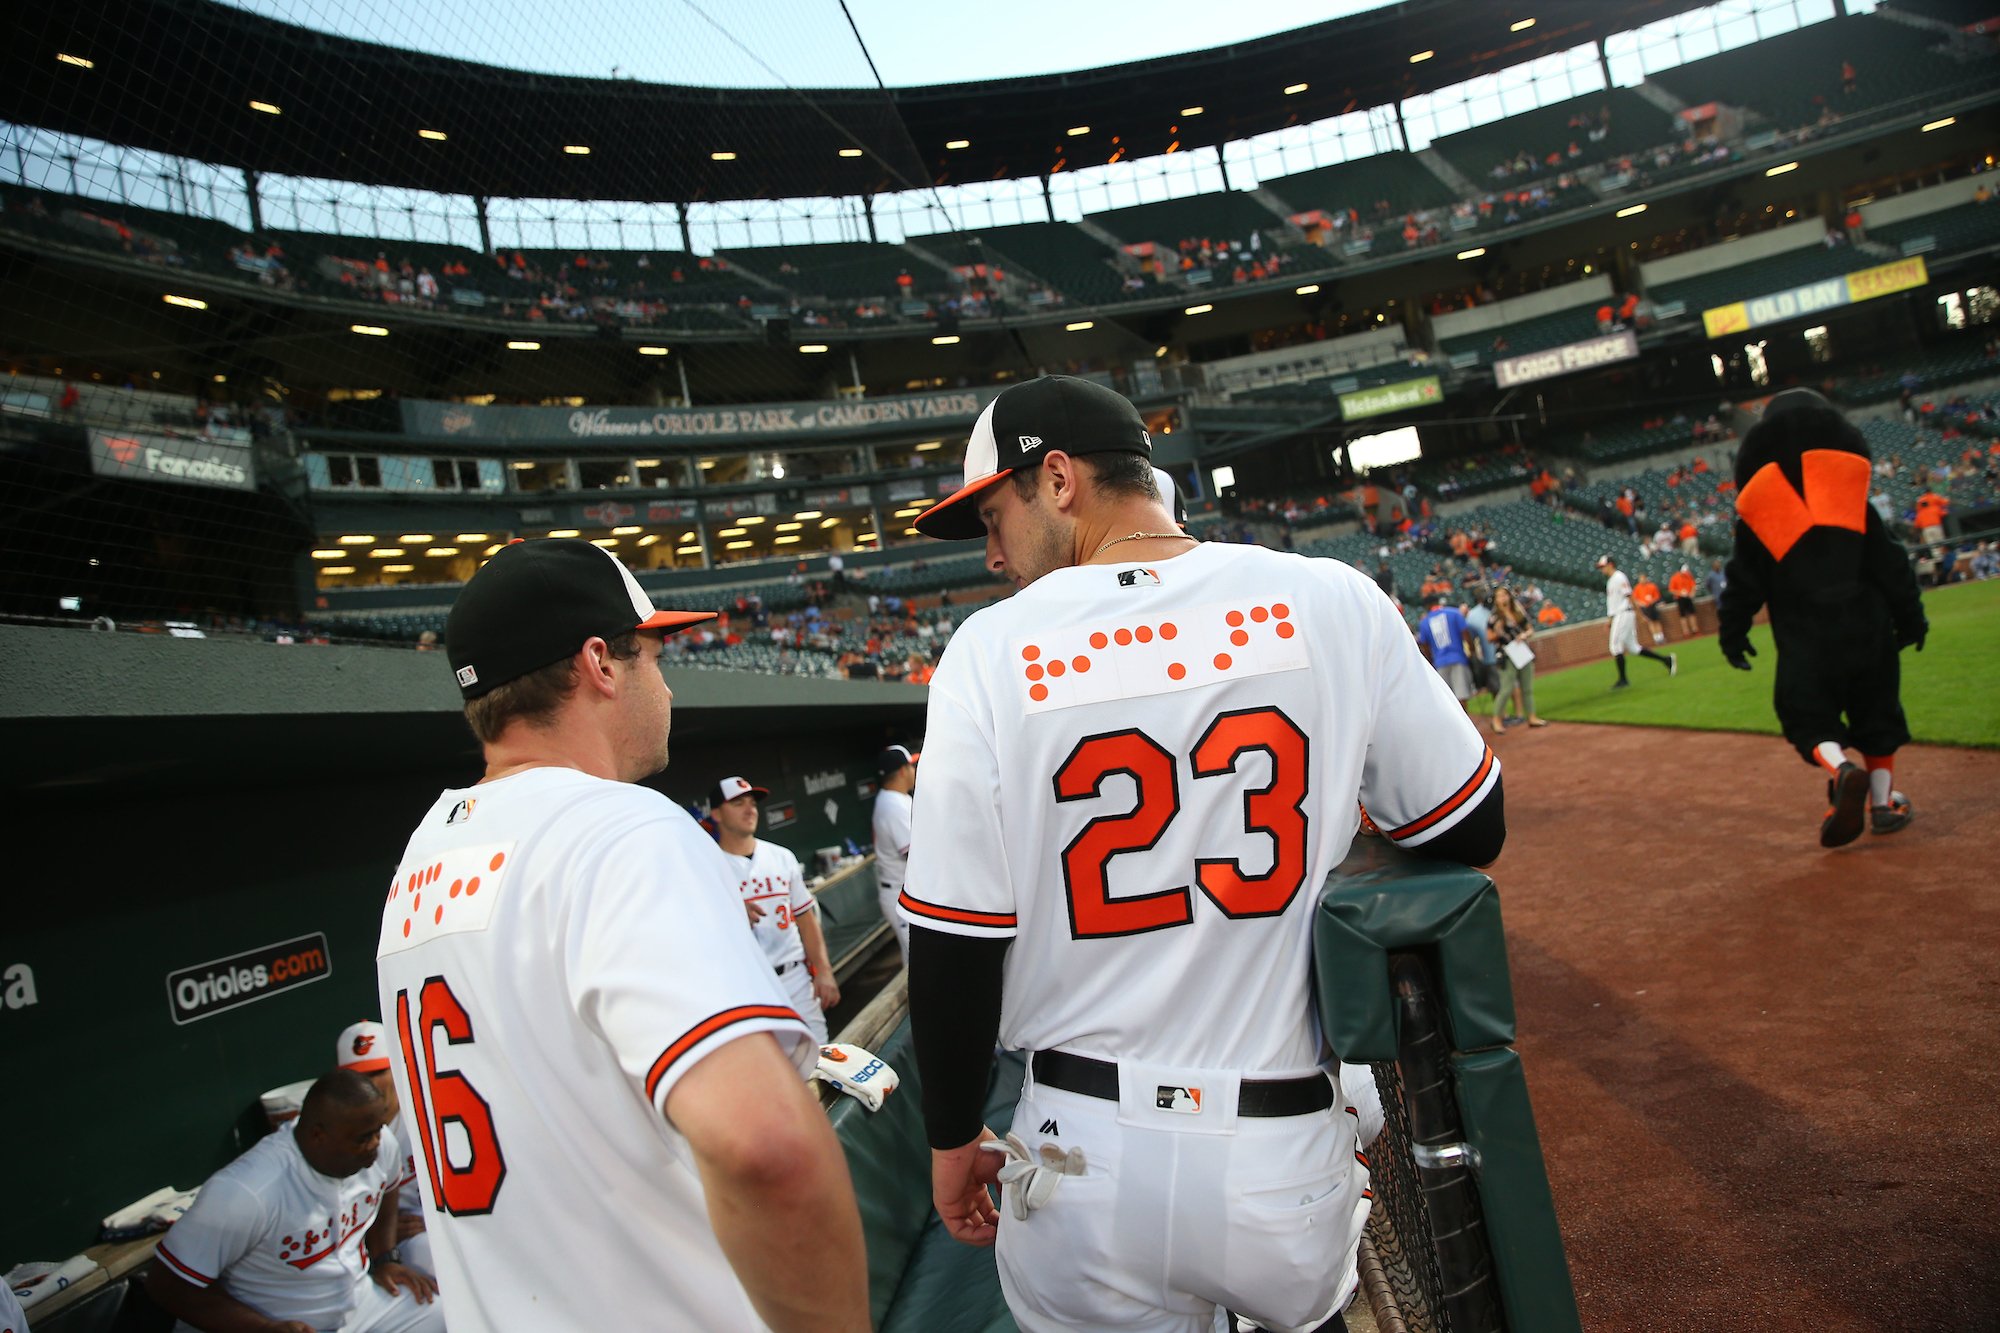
[870,745,918,967]
[1594,553,1676,690]
[336,1021,431,1277]
[0,1276,23,1333]
[711,775,840,1046]
[901,376,1507,1333]
[145,1069,441,1333]
[373,539,866,1333]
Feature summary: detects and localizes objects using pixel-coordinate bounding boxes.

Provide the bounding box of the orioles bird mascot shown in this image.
[1718,388,1926,847]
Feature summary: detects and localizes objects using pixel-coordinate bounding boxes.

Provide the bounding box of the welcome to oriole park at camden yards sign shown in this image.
[1701,255,1930,340]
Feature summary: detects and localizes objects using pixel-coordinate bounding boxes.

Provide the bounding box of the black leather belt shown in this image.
[1032,1049,1333,1118]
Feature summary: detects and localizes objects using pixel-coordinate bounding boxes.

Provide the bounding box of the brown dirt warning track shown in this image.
[1483,723,2000,1332]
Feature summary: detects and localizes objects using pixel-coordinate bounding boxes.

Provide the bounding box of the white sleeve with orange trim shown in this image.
[1359,589,1500,848]
[151,1175,264,1292]
[562,812,815,1116]
[900,673,1017,940]
[782,846,814,918]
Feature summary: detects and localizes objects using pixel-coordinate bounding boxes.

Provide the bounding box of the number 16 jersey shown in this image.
[901,542,1496,1075]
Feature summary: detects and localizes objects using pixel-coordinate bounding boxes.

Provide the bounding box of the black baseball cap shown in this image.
[876,744,919,777]
[445,539,715,699]
[914,375,1153,540]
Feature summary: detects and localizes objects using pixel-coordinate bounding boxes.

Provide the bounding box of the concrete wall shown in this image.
[1641,218,1827,289]
[1431,275,1615,341]
[1859,175,1987,230]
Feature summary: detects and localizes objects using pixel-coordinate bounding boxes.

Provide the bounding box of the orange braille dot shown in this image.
[1167,662,1187,680]
[1226,610,1245,627]
[402,919,412,938]
[1231,629,1249,647]
[434,905,444,925]
[1029,683,1049,702]
[1251,606,1270,623]
[1214,653,1233,670]
[407,873,418,892]
[450,879,463,898]
[1114,628,1133,646]
[1026,663,1045,682]
[1022,645,1041,661]
[489,852,506,871]
[1090,632,1109,650]
[1136,625,1154,643]
[1072,656,1090,673]
[413,893,420,910]
[1160,622,1178,640]
[1277,622,1297,639]
[1273,603,1291,619]
[1047,660,1066,678]
[465,876,481,895]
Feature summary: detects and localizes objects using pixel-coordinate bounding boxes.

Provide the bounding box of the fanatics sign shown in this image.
[88,429,255,492]
[1492,329,1640,388]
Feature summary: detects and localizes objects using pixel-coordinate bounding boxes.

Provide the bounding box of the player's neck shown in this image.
[480,727,619,785]
[1074,501,1197,568]
[718,830,757,857]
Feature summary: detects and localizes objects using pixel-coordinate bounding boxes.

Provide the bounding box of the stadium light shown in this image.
[506,340,540,350]
[1511,17,1536,31]
[676,544,702,555]
[1066,320,1095,331]
[1284,82,1309,95]
[1296,284,1320,295]
[381,564,415,573]
[799,343,830,353]
[57,53,94,69]
[1184,304,1214,315]
[711,151,737,161]
[350,324,388,336]
[249,100,282,115]
[856,532,878,543]
[483,544,504,556]
[311,549,347,560]
[914,440,942,451]
[1922,117,1956,132]
[1067,125,1090,136]
[726,540,755,551]
[455,533,488,542]
[547,529,581,538]
[319,566,355,575]
[509,460,536,469]
[839,148,864,157]
[369,548,406,558]
[637,345,669,355]
[1458,247,1487,260]
[904,527,922,537]
[1181,106,1204,116]
[946,139,971,150]
[932,334,961,346]
[819,517,842,528]
[1409,50,1434,64]
[398,533,435,543]
[611,525,642,535]
[212,374,227,383]
[162,294,207,310]
[776,522,803,532]
[337,535,376,545]
[634,460,661,469]
[1616,203,1648,218]
[718,527,747,538]
[1765,161,1799,177]
[794,511,823,520]
[425,547,460,557]
[775,535,802,545]
[591,538,619,548]
[698,460,716,469]
[738,516,766,525]
[563,145,591,155]
[637,534,661,546]
[419,129,447,141]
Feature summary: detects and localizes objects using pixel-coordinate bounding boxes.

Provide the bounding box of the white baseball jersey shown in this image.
[153,1123,407,1330]
[724,838,815,971]
[1603,569,1633,616]
[871,787,914,892]
[0,1280,23,1333]
[901,542,1496,1075]
[375,767,814,1333]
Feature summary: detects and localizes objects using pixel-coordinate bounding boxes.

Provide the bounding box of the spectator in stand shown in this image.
[1668,564,1700,638]
[1536,602,1567,626]
[1652,521,1677,555]
[1678,518,1700,558]
[1915,489,1949,546]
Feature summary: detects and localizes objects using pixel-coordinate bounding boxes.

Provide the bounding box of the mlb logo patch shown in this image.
[455,665,478,688]
[1117,568,1161,588]
[1156,1085,1202,1114]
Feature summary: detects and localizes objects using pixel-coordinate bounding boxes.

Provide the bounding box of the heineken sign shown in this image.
[1339,376,1443,422]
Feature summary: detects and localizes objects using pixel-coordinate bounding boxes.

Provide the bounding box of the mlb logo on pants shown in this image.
[1156,1085,1202,1114]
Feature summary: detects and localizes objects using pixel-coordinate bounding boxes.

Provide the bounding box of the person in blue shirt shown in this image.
[1416,593,1483,715]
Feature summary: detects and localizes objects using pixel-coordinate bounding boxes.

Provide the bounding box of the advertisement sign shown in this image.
[1492,329,1640,388]
[1701,256,1930,339]
[803,485,872,509]
[1338,376,1443,422]
[88,429,255,492]
[703,494,780,520]
[400,386,1002,446]
[166,933,331,1025]
[575,496,700,526]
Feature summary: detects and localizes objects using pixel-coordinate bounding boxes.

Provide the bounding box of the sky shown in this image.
[222,0,1398,88]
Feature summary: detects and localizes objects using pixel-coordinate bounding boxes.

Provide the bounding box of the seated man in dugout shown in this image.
[147,1068,442,1333]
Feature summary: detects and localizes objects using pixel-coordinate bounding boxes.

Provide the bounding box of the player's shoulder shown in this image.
[757,837,802,870]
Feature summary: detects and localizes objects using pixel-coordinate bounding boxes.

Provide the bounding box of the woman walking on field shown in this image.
[1488,586,1548,734]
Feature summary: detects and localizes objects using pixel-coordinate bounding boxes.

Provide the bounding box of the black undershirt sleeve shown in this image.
[907,923,1009,1150]
[1406,772,1506,868]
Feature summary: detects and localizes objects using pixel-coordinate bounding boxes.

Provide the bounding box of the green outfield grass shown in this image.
[1472,578,2000,748]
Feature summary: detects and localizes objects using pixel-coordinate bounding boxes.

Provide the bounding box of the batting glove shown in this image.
[1722,640,1756,672]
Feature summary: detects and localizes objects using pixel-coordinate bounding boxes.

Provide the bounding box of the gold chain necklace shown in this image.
[1089,530,1199,560]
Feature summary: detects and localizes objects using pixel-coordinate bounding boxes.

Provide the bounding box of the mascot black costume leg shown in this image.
[1716,389,1928,848]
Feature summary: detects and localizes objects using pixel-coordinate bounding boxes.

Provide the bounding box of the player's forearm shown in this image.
[796,909,835,976]
[142,1267,297,1333]
[364,1184,400,1263]
[700,1111,868,1333]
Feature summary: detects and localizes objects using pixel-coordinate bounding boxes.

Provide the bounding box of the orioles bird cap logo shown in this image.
[351,1034,376,1056]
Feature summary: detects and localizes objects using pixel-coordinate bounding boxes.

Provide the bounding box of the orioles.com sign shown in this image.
[166,933,332,1025]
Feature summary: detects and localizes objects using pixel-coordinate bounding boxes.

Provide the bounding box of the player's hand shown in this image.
[744,900,766,924]
[1723,640,1755,671]
[1900,621,1928,652]
[370,1261,438,1303]
[812,972,841,1011]
[395,1212,427,1241]
[932,1128,1004,1247]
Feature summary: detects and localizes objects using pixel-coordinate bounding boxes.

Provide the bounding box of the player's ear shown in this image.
[1044,451,1080,512]
[576,637,621,699]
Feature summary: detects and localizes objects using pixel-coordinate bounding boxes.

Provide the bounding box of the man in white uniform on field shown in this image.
[374,538,866,1333]
[870,745,918,967]
[145,1069,441,1333]
[900,376,1508,1333]
[335,1021,431,1278]
[711,775,840,1046]
[1594,553,1676,690]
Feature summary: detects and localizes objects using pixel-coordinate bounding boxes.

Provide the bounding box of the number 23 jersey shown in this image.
[901,542,1496,1075]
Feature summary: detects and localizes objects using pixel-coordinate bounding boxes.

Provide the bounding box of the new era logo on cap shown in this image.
[915,376,1154,541]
